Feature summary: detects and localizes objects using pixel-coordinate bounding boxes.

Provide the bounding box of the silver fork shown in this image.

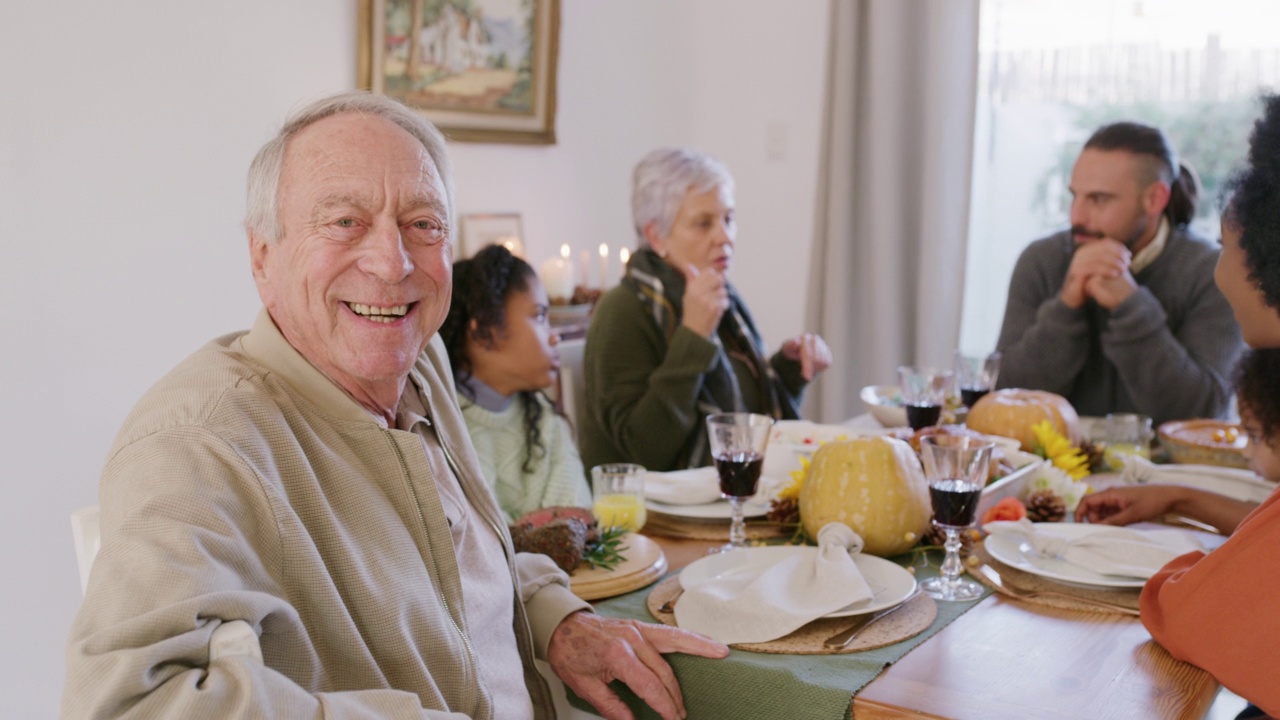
[972,563,1140,616]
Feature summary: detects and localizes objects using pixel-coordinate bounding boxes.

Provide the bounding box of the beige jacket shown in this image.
[62,311,589,719]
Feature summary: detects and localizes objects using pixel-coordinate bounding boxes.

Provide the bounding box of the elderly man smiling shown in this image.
[62,92,726,720]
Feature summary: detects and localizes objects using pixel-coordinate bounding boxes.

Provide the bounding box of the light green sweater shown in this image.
[461,393,592,523]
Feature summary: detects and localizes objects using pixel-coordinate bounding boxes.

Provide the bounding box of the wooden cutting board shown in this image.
[569,534,667,601]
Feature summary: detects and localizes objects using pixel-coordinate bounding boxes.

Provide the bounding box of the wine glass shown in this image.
[705,413,774,553]
[897,366,953,431]
[918,435,993,601]
[954,351,1001,409]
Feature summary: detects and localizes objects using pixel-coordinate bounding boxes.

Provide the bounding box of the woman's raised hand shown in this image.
[681,264,729,338]
[781,333,832,381]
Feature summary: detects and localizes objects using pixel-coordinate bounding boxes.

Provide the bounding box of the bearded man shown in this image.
[995,122,1243,425]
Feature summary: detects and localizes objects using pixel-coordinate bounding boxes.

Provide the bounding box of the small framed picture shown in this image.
[458,212,524,259]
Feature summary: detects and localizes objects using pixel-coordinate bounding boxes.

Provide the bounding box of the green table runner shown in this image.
[570,552,990,720]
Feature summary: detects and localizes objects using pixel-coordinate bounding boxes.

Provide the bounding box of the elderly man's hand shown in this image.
[547,611,729,720]
[1061,239,1132,309]
[780,333,832,381]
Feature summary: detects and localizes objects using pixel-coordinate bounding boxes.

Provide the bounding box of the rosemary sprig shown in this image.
[581,525,630,571]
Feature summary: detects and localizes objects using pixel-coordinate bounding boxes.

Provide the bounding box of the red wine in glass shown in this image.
[905,402,942,431]
[929,478,983,528]
[960,385,989,408]
[714,451,763,498]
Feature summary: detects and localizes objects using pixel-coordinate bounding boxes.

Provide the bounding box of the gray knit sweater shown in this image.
[995,226,1243,425]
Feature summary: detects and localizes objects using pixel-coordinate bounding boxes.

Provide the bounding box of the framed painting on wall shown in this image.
[458,212,524,258]
[359,0,560,144]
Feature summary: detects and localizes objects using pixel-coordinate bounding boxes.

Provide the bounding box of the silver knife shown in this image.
[823,588,922,649]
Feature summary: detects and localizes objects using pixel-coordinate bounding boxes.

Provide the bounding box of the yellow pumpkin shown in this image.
[965,389,1080,451]
[798,436,931,556]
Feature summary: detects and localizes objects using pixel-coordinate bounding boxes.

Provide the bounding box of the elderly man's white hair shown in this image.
[244,90,455,244]
[631,147,734,244]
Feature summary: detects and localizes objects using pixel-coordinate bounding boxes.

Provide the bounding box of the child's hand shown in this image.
[1073,485,1180,525]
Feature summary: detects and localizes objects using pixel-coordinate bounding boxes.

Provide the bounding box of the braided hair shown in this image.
[440,244,551,474]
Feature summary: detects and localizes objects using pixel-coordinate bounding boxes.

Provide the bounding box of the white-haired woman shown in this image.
[580,147,832,471]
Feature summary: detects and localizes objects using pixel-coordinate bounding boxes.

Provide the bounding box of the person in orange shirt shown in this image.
[1076,94,1280,719]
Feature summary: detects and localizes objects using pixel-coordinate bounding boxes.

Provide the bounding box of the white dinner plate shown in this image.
[984,522,1223,589]
[678,546,918,617]
[645,497,771,520]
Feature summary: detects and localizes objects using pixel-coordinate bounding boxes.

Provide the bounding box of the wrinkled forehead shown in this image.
[282,113,446,211]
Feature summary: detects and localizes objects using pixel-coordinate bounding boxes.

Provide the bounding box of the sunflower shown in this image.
[776,454,811,501]
[1030,420,1091,480]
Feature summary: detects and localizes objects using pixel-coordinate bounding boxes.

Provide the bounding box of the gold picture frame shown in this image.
[358,0,560,144]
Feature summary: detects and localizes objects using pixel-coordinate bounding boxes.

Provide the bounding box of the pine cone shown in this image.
[1079,439,1108,473]
[922,521,979,556]
[1025,490,1067,522]
[767,496,801,524]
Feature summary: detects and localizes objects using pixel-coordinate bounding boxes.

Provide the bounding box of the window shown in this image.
[960,0,1280,353]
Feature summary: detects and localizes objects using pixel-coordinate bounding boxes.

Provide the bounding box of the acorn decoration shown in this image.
[1025,489,1067,523]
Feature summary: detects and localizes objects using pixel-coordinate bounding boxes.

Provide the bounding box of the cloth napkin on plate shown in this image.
[674,523,873,644]
[1118,454,1275,504]
[645,467,723,506]
[985,518,1204,579]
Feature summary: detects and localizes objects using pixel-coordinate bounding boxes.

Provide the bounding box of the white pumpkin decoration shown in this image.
[798,436,932,557]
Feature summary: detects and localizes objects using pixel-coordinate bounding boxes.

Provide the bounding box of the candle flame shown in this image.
[560,243,571,259]
[619,247,631,264]
[598,243,608,258]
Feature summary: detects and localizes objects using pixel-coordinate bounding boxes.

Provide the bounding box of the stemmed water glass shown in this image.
[897,366,952,431]
[705,413,774,553]
[954,351,1001,409]
[919,435,993,601]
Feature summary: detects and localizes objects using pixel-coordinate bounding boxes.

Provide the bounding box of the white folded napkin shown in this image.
[1118,454,1275,503]
[674,523,873,644]
[645,467,722,506]
[985,518,1204,579]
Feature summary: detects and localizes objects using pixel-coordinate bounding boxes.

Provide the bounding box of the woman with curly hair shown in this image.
[440,244,591,522]
[1076,94,1280,718]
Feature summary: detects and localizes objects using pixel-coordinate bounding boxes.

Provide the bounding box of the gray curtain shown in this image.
[805,0,981,422]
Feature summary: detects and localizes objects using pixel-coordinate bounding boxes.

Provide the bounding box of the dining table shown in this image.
[569,533,1225,720]
[550,413,1249,718]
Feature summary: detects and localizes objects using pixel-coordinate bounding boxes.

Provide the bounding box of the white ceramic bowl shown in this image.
[860,385,908,428]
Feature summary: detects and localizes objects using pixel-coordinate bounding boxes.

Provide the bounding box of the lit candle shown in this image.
[538,243,575,302]
[598,243,610,290]
[618,247,631,277]
[499,235,524,258]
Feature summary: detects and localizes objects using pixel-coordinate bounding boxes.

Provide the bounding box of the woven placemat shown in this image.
[643,512,795,541]
[970,543,1142,613]
[643,575,937,655]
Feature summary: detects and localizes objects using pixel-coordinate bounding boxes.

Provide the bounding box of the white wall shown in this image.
[0,0,828,714]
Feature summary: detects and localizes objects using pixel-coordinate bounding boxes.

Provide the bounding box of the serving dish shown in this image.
[1158,419,1249,469]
